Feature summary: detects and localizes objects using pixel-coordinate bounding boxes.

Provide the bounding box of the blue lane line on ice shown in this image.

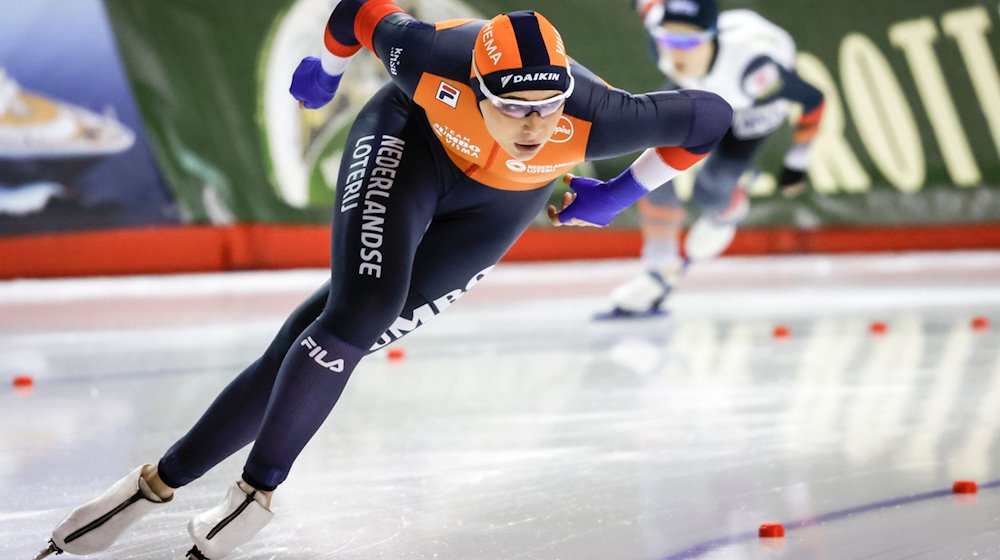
[660,479,1000,560]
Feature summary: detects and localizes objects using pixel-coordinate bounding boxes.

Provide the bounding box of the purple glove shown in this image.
[558,169,650,227]
[290,56,343,109]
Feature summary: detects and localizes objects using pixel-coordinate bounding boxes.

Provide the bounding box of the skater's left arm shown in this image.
[742,56,826,196]
[291,0,433,108]
[550,70,732,227]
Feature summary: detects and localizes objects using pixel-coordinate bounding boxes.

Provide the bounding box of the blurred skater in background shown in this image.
[603,0,825,318]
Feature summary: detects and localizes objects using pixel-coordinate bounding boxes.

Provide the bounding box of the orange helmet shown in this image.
[471,11,571,98]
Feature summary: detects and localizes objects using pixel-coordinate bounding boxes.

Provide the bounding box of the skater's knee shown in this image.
[692,173,738,212]
[319,295,407,349]
[679,90,733,154]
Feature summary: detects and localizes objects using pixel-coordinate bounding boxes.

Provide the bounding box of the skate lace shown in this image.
[205,490,257,540]
[63,490,144,544]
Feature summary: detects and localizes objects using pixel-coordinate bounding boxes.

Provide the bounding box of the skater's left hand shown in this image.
[549,172,647,227]
[290,56,342,110]
[547,178,599,227]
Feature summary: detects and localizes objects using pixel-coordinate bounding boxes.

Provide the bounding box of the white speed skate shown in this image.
[185,481,273,560]
[597,263,685,319]
[684,185,749,261]
[33,465,171,559]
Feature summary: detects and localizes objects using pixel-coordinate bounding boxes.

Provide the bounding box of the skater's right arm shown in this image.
[291,0,435,108]
[551,68,733,227]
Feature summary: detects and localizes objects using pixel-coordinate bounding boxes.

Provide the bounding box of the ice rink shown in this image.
[2,251,1000,560]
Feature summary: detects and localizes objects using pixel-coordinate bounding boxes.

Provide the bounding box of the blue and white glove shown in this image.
[557,169,650,227]
[290,56,342,109]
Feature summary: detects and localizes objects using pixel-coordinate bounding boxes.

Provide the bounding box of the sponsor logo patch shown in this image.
[506,159,528,172]
[480,20,502,65]
[432,123,482,158]
[549,116,574,144]
[500,72,561,88]
[743,62,783,100]
[300,336,345,372]
[505,159,576,174]
[732,101,789,138]
[666,0,699,16]
[371,266,495,350]
[436,82,461,108]
[388,47,403,76]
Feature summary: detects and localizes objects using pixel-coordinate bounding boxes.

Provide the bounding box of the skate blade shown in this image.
[33,541,62,560]
[593,307,668,321]
[186,546,208,560]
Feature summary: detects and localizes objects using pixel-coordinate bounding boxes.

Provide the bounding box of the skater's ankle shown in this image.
[140,464,175,501]
[238,480,273,510]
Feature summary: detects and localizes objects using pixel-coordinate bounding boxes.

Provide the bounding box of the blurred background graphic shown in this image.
[1,0,998,275]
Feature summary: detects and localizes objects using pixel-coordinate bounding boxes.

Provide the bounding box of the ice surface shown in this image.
[2,252,999,559]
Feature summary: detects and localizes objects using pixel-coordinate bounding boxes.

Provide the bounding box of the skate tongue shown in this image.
[237,480,271,510]
[137,475,171,503]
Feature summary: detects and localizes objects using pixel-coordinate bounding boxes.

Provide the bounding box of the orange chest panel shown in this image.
[413,73,590,191]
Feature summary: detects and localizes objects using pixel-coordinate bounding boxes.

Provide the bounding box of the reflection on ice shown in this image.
[1,253,999,559]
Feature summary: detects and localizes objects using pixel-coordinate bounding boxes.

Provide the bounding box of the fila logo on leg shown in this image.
[435,82,460,108]
[300,336,345,372]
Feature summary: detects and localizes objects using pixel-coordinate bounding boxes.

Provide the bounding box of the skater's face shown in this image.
[480,89,567,161]
[654,22,716,78]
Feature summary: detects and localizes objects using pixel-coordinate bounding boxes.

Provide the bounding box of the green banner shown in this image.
[103,0,1000,228]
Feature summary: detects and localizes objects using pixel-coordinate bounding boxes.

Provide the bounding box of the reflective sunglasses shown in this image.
[652,27,716,51]
[472,58,575,118]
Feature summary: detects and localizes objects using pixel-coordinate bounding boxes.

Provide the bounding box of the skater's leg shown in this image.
[638,183,686,270]
[155,283,330,489]
[186,84,444,560]
[32,281,332,559]
[683,132,767,260]
[688,131,764,214]
[606,184,686,316]
[241,175,555,493]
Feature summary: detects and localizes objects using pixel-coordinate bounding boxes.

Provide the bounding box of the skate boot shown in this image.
[684,185,749,261]
[186,480,273,560]
[33,465,172,559]
[597,263,684,319]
